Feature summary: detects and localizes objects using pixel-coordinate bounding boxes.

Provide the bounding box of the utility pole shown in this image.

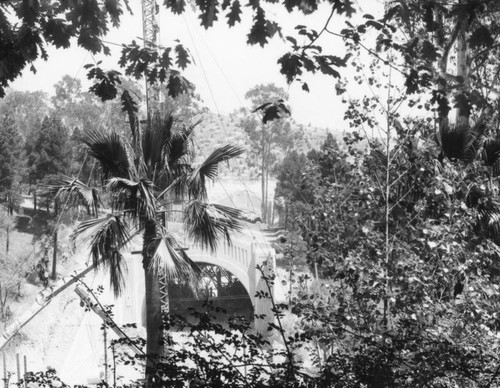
[103,326,108,385]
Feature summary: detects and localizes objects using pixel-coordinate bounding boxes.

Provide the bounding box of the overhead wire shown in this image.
[2,52,120,292]
[180,20,314,238]
[182,11,244,107]
[181,10,276,254]
[180,5,345,258]
[2,52,91,291]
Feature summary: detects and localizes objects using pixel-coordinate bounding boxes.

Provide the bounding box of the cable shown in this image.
[182,9,319,236]
[180,13,276,252]
[183,12,244,107]
[191,137,274,254]
[1,52,92,291]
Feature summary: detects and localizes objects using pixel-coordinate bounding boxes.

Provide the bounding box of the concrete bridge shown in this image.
[114,222,276,329]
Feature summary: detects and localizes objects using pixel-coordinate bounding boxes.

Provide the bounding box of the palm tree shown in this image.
[43,112,244,382]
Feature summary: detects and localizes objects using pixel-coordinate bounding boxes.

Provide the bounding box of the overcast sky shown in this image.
[10,0,385,130]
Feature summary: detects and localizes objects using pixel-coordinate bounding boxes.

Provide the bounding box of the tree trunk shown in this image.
[143,220,164,387]
[456,7,471,125]
[51,229,57,280]
[5,226,9,255]
[33,191,37,212]
[144,266,162,386]
[284,201,289,230]
[435,7,450,144]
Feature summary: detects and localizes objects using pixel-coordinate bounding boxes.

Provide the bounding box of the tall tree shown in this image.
[0,114,23,215]
[355,0,500,162]
[52,75,134,135]
[26,115,71,185]
[44,110,244,385]
[240,83,302,224]
[274,150,312,229]
[0,90,50,137]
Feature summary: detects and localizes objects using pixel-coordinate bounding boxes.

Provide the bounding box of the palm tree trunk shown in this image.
[144,266,162,382]
[142,220,163,386]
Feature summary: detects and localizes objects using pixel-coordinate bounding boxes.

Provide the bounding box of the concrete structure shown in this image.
[114,223,276,329]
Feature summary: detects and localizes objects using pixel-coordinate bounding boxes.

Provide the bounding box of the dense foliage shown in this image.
[0,114,23,213]
[240,84,304,223]
[4,1,500,387]
[0,0,355,101]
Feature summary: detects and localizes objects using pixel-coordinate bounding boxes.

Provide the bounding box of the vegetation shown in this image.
[40,107,245,384]
[3,0,500,387]
[240,84,304,223]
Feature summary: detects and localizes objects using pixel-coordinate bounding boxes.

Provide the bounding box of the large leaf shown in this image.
[141,115,173,182]
[81,130,133,180]
[75,214,131,295]
[107,177,157,220]
[144,222,200,279]
[227,0,242,26]
[187,144,244,199]
[196,0,219,28]
[175,44,191,70]
[184,200,243,251]
[120,90,140,154]
[253,100,291,124]
[37,176,100,216]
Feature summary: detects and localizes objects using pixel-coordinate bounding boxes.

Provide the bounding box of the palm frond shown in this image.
[121,90,141,155]
[144,222,200,280]
[107,177,157,220]
[166,123,194,169]
[482,138,500,167]
[37,176,100,216]
[156,174,189,202]
[476,196,500,236]
[81,130,134,180]
[184,200,243,251]
[142,114,173,182]
[187,145,244,199]
[441,119,488,162]
[74,214,131,295]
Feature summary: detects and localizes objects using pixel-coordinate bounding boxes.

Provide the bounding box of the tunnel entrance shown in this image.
[169,263,253,321]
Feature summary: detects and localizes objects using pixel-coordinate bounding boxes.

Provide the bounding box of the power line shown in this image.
[179,11,275,251]
[2,53,92,291]
[183,11,244,107]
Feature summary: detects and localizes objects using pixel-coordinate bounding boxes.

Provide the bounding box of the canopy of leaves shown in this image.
[275,120,500,386]
[26,115,71,183]
[0,0,357,99]
[0,114,23,212]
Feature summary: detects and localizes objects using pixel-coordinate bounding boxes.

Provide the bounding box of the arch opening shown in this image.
[169,263,253,321]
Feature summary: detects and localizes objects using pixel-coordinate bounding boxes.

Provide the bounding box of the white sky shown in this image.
[10,0,385,130]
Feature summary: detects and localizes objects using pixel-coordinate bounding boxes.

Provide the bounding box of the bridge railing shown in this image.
[166,221,259,271]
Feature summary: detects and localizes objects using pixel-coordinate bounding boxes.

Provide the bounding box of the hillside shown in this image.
[192,110,332,180]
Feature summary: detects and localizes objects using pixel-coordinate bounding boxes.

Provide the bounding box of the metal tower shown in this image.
[142,0,161,116]
[141,0,170,329]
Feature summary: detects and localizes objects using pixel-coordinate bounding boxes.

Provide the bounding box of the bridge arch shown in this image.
[190,255,252,299]
[117,230,276,332]
[169,261,254,319]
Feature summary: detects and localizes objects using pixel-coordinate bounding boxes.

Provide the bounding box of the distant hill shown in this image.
[192,110,333,180]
